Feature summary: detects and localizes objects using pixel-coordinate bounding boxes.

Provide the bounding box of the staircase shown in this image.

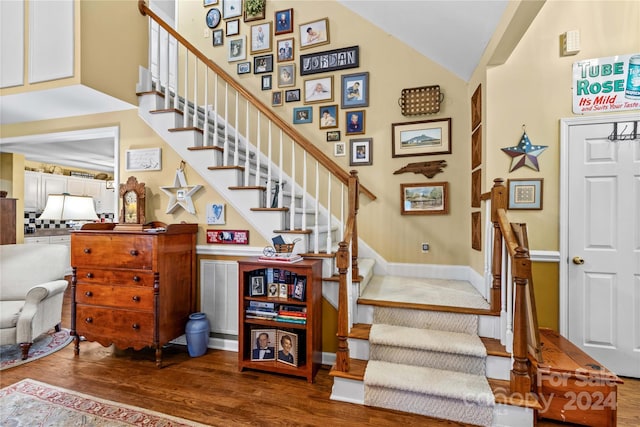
[137,5,542,426]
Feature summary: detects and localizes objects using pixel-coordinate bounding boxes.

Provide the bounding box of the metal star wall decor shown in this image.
[160,162,202,214]
[501,127,547,172]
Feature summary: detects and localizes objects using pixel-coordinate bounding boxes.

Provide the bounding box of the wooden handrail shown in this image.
[138,0,376,201]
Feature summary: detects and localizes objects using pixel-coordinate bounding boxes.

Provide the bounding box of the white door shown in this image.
[565,114,640,377]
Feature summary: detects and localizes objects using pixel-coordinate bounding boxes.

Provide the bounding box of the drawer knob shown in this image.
[132,295,140,302]
[132,323,140,330]
[83,248,91,254]
[84,291,93,297]
[130,249,139,256]
[133,275,141,282]
[85,317,93,323]
[86,272,94,279]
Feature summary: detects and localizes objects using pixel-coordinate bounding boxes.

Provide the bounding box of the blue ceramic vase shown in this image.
[185,312,210,357]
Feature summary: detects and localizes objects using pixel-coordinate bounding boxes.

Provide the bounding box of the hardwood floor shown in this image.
[1,289,638,427]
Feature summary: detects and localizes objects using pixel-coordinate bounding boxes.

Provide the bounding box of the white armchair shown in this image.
[0,244,70,359]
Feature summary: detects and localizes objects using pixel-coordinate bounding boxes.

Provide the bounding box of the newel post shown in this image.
[335,241,350,372]
[490,178,507,312]
[511,246,532,394]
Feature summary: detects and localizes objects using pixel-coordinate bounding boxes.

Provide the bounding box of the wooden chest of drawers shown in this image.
[70,223,197,367]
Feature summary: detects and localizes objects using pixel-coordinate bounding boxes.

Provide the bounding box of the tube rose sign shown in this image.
[573,53,640,114]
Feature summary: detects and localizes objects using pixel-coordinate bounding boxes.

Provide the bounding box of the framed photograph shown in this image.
[304,76,333,104]
[392,118,452,158]
[293,107,312,124]
[334,142,346,156]
[227,36,246,62]
[278,283,288,298]
[206,8,221,29]
[345,110,365,135]
[400,182,449,215]
[276,330,298,367]
[299,18,329,49]
[277,64,295,87]
[244,0,265,22]
[253,54,273,74]
[275,8,293,35]
[250,22,272,54]
[226,19,239,36]
[285,89,300,103]
[349,138,372,166]
[204,0,218,6]
[326,130,341,142]
[251,329,276,361]
[276,38,294,62]
[206,203,225,225]
[267,282,278,298]
[261,74,272,90]
[125,148,162,171]
[272,90,283,106]
[319,104,338,129]
[250,276,265,296]
[292,277,306,301]
[341,72,369,109]
[508,178,543,210]
[237,61,251,74]
[212,29,224,46]
[222,0,241,19]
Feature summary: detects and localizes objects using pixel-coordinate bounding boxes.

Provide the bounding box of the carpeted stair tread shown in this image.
[373,306,478,334]
[365,360,494,407]
[369,323,486,357]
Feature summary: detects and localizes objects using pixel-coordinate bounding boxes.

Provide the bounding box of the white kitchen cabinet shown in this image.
[24,171,41,212]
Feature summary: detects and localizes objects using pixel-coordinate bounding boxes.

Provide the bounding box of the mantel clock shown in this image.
[115,176,146,231]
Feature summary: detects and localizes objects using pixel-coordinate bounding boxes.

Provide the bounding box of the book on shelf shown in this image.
[248,301,275,310]
[278,310,307,318]
[245,309,277,317]
[275,316,307,324]
[246,314,278,321]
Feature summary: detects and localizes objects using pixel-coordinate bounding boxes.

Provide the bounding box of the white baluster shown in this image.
[202,68,208,147]
[233,91,239,166]
[340,183,345,241]
[244,100,250,186]
[278,131,283,208]
[254,113,261,187]
[326,174,332,254]
[266,122,272,207]
[164,30,170,109]
[183,51,189,128]
[213,74,218,148]
[302,152,307,231]
[192,61,198,128]
[173,42,179,110]
[289,144,295,231]
[314,161,319,253]
[223,83,228,166]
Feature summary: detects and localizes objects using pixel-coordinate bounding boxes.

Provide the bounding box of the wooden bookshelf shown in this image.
[237,258,322,383]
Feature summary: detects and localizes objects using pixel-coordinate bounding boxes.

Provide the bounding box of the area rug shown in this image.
[0,328,73,370]
[0,379,210,426]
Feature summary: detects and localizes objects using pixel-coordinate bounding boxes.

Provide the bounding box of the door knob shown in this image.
[572,256,585,265]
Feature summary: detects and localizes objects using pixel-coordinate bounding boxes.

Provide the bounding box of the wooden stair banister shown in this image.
[489,178,542,395]
[137,0,375,201]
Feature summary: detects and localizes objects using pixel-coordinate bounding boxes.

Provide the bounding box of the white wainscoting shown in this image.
[200,259,239,336]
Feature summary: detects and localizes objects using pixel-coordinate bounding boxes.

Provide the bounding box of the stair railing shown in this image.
[137,1,375,256]
[488,178,542,395]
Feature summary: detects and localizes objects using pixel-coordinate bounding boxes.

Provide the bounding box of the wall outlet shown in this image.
[421,243,429,253]
[203,28,210,38]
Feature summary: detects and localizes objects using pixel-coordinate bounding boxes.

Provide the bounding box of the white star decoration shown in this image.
[160,167,202,214]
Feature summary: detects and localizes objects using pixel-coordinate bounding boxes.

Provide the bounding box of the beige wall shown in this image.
[178,0,473,265]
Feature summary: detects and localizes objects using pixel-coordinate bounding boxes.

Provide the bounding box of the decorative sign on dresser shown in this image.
[70,222,198,367]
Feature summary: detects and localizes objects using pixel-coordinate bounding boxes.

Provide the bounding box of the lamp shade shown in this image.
[40,194,99,221]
